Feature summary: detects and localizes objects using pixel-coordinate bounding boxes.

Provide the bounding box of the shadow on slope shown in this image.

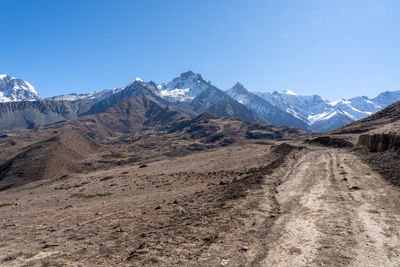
[0,130,99,190]
[50,95,189,140]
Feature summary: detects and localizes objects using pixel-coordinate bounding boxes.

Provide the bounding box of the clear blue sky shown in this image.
[1,0,399,100]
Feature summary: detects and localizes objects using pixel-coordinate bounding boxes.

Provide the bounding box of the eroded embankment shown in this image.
[356,133,400,187]
[358,133,400,152]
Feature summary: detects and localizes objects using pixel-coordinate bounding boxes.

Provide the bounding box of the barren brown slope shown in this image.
[166,112,308,141]
[51,95,189,140]
[0,142,299,266]
[102,112,309,166]
[0,130,99,190]
[0,99,309,192]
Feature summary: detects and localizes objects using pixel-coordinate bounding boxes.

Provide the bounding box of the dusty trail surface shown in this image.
[260,147,400,266]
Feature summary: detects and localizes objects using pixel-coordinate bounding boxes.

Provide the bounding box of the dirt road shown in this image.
[259,147,400,266]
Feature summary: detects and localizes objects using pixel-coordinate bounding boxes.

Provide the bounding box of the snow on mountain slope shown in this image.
[45,71,265,123]
[226,83,311,130]
[262,91,329,121]
[190,85,268,123]
[158,88,191,102]
[157,71,211,102]
[10,70,399,132]
[0,74,41,102]
[48,90,111,101]
[255,89,400,132]
[327,98,375,120]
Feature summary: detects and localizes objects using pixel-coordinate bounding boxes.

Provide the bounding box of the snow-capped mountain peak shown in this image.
[328,99,349,106]
[0,74,41,102]
[157,71,211,102]
[251,89,400,131]
[282,89,297,96]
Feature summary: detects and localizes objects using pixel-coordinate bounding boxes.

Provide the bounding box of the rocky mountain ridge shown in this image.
[1,71,400,132]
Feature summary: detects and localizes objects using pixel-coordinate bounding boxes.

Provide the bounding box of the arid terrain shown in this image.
[3,1,400,265]
[1,98,400,266]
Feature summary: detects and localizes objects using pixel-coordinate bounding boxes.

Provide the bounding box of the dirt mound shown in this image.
[307,136,353,148]
[0,130,99,190]
[272,143,301,156]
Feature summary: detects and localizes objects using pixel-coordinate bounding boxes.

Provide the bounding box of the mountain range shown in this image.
[1,71,399,132]
[226,83,400,132]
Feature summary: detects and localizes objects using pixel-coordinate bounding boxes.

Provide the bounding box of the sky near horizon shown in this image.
[1,0,399,100]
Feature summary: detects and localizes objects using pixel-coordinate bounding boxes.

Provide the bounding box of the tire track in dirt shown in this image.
[258,147,400,267]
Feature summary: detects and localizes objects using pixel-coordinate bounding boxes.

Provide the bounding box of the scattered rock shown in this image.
[139,164,148,168]
[270,213,276,218]
[221,259,230,266]
[177,206,186,215]
[154,206,161,210]
[240,246,248,252]
[47,227,56,232]
[100,176,113,181]
[42,244,59,249]
[350,185,360,190]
